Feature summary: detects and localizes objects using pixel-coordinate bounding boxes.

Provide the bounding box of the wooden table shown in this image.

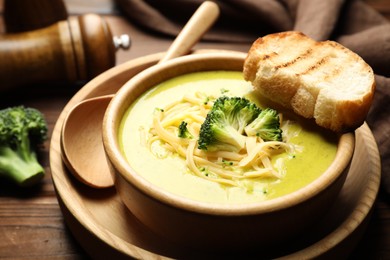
[0,0,389,259]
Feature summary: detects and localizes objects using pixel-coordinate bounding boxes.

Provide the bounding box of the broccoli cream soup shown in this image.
[119,71,338,204]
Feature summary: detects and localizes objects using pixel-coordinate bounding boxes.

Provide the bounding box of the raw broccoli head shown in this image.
[198,96,260,152]
[0,106,48,186]
[244,107,282,141]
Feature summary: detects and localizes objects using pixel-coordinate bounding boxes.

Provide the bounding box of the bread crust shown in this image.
[243,31,375,132]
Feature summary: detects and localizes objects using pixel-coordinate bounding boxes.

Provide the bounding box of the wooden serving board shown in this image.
[49,51,381,259]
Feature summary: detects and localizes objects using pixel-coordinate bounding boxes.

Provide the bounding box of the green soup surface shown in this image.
[119,71,338,204]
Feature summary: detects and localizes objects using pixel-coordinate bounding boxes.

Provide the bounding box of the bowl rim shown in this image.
[102,52,355,216]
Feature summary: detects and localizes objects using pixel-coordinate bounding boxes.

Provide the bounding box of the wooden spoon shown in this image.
[60,1,220,188]
[61,94,114,188]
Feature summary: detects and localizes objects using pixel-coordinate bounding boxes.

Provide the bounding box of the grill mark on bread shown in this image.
[275,48,314,70]
[260,52,277,61]
[262,41,344,80]
[299,56,329,75]
[324,67,342,81]
[272,41,344,79]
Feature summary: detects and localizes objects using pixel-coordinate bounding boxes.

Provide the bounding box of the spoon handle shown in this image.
[158,1,220,64]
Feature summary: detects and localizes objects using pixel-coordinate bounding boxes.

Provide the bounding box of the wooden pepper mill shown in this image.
[0,0,130,90]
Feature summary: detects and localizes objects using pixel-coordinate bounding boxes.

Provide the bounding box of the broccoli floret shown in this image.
[198,96,261,152]
[234,100,262,133]
[244,108,282,141]
[0,106,48,186]
[178,121,193,139]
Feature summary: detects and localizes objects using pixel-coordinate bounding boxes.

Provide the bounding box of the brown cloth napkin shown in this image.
[115,0,390,198]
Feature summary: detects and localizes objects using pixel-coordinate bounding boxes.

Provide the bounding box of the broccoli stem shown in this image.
[215,125,246,151]
[0,146,44,187]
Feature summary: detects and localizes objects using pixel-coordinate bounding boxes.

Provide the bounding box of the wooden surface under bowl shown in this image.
[49,50,381,259]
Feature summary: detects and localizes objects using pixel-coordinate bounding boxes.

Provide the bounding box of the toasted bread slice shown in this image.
[243,31,375,132]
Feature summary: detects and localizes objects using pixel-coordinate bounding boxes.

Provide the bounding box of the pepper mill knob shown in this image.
[114,34,131,50]
[0,13,130,90]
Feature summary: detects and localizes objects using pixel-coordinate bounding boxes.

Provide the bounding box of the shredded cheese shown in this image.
[147,92,295,187]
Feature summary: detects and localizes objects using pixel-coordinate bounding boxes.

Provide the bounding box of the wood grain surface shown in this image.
[0,0,389,259]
